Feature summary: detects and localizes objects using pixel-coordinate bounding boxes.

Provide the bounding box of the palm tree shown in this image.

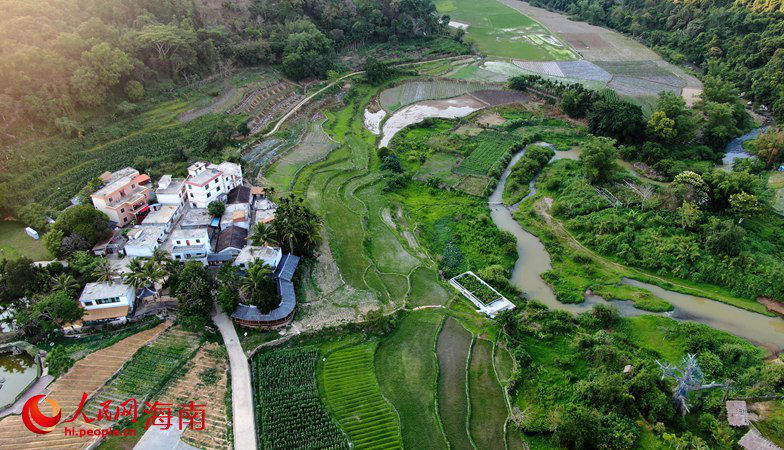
[240,262,275,311]
[51,273,79,293]
[92,257,119,282]
[150,248,172,268]
[141,259,165,298]
[250,222,277,246]
[124,258,151,292]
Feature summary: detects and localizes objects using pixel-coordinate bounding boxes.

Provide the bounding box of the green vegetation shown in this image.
[47,317,162,361]
[436,0,577,60]
[253,347,347,449]
[375,310,447,449]
[454,272,501,304]
[436,317,473,450]
[0,221,51,261]
[503,144,555,204]
[529,0,784,120]
[467,338,507,449]
[454,131,518,176]
[84,328,201,418]
[321,342,403,449]
[497,304,771,448]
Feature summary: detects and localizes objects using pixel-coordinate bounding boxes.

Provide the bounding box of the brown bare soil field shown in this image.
[0,322,170,450]
[158,343,231,450]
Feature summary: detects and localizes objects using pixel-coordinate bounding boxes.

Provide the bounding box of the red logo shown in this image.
[22,395,61,434]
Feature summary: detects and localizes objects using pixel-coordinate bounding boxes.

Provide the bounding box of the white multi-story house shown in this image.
[78,281,135,324]
[125,225,165,258]
[184,161,243,209]
[171,227,211,265]
[140,204,181,235]
[155,175,186,207]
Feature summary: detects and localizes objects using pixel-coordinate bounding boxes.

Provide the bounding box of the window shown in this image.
[206,192,211,198]
[195,239,200,244]
[191,203,196,208]
[175,255,181,260]
[132,184,136,188]
[189,193,193,198]
[123,217,128,223]
[188,185,192,190]
[108,197,113,202]
[84,301,93,306]
[121,208,125,213]
[176,240,181,245]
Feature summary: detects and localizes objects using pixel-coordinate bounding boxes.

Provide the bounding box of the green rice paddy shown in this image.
[436,0,577,61]
[321,342,403,449]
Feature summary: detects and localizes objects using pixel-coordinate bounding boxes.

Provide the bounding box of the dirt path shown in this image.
[263,55,479,137]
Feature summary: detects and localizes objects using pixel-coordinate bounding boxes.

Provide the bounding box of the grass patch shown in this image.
[321,342,402,449]
[0,221,51,261]
[755,400,784,447]
[436,317,474,450]
[467,338,507,449]
[494,344,515,384]
[436,0,577,60]
[592,284,673,312]
[375,310,447,449]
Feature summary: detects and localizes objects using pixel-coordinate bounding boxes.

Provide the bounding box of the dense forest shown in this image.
[526,0,784,120]
[0,0,446,132]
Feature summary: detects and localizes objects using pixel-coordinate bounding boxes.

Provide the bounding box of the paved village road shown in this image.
[212,305,257,450]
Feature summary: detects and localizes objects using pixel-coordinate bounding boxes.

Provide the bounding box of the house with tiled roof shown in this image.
[209,225,249,265]
[90,167,152,226]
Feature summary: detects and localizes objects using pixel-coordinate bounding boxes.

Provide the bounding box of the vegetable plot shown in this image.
[253,348,348,450]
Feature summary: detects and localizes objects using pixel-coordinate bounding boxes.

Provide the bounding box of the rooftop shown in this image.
[235,245,282,266]
[232,279,296,323]
[181,208,212,228]
[274,254,300,282]
[215,161,242,178]
[228,185,251,204]
[172,227,209,241]
[222,203,249,224]
[216,225,249,252]
[126,226,164,247]
[142,205,179,225]
[80,281,132,301]
[156,177,185,195]
[185,167,222,186]
[254,198,276,210]
[93,168,141,198]
[727,401,750,427]
[172,244,209,254]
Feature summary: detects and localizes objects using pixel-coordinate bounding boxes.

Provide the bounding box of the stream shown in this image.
[721,126,769,168]
[490,147,784,351]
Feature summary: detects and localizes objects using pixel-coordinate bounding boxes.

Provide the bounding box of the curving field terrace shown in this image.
[467,338,507,449]
[321,342,403,449]
[375,310,447,449]
[436,317,474,450]
[379,80,488,112]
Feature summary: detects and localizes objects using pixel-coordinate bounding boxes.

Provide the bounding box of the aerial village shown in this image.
[75,161,298,329]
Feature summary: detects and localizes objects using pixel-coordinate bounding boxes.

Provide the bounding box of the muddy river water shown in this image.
[490,148,784,351]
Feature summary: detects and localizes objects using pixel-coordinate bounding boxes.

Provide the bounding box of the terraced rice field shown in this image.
[436,318,474,450]
[228,80,304,134]
[321,342,403,449]
[262,119,339,192]
[0,322,169,450]
[379,81,487,112]
[375,310,447,449]
[436,0,577,60]
[82,327,201,421]
[467,338,507,449]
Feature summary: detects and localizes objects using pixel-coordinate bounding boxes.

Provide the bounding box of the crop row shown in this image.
[82,328,201,421]
[321,343,403,449]
[455,132,517,176]
[379,81,486,111]
[454,273,501,305]
[253,348,348,450]
[5,114,239,210]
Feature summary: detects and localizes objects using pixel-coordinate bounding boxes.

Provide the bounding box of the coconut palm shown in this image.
[150,247,172,268]
[240,262,276,312]
[123,258,150,291]
[250,222,277,246]
[51,273,79,293]
[92,257,119,282]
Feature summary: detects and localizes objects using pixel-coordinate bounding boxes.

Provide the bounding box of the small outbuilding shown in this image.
[727,400,751,427]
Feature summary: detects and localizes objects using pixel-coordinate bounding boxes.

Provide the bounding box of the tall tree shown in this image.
[580,137,618,184]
